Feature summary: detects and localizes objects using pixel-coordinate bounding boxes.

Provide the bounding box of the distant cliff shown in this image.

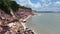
[33,10,60,13]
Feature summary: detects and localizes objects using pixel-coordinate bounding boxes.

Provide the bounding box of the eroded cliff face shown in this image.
[0,8,34,34]
[0,8,34,22]
[15,8,34,19]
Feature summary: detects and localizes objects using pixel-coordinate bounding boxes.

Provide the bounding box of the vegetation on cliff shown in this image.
[0,0,34,34]
[0,0,32,15]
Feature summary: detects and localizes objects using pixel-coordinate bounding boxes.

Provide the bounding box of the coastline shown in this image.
[21,15,36,34]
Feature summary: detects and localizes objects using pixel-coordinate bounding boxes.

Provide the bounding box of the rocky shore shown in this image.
[0,8,35,34]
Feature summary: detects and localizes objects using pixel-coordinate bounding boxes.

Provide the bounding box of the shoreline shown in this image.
[21,15,36,34]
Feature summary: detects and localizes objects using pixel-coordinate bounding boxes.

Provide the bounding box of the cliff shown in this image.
[0,0,34,34]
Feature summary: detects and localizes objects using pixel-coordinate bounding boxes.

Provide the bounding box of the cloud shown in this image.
[42,2,52,8]
[16,0,41,9]
[16,0,60,11]
[16,0,28,6]
[39,0,52,7]
[28,0,41,8]
[52,1,60,8]
[40,0,51,2]
[18,0,26,2]
[55,1,60,6]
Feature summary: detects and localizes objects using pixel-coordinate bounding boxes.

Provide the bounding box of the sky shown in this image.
[16,0,60,11]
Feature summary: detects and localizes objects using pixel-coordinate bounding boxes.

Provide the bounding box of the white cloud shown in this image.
[53,1,60,8]
[55,1,60,5]
[55,1,60,4]
[39,0,52,8]
[16,0,60,11]
[16,0,28,6]
[40,0,46,2]
[42,2,51,7]
[28,0,41,8]
[16,0,41,9]
[18,0,27,2]
[40,0,51,2]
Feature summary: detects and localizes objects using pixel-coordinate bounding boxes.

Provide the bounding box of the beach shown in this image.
[21,15,36,34]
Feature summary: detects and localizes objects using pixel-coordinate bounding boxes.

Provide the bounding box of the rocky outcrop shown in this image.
[0,8,34,34]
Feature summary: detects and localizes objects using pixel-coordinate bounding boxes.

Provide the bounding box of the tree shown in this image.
[0,0,19,18]
[0,0,32,18]
[0,0,10,14]
[10,1,20,11]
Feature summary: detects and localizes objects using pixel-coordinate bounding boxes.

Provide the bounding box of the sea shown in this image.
[26,13,60,34]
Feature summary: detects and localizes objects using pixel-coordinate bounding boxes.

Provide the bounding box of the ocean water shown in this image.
[26,13,60,34]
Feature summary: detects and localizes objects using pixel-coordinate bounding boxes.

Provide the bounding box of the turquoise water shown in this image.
[26,13,60,34]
